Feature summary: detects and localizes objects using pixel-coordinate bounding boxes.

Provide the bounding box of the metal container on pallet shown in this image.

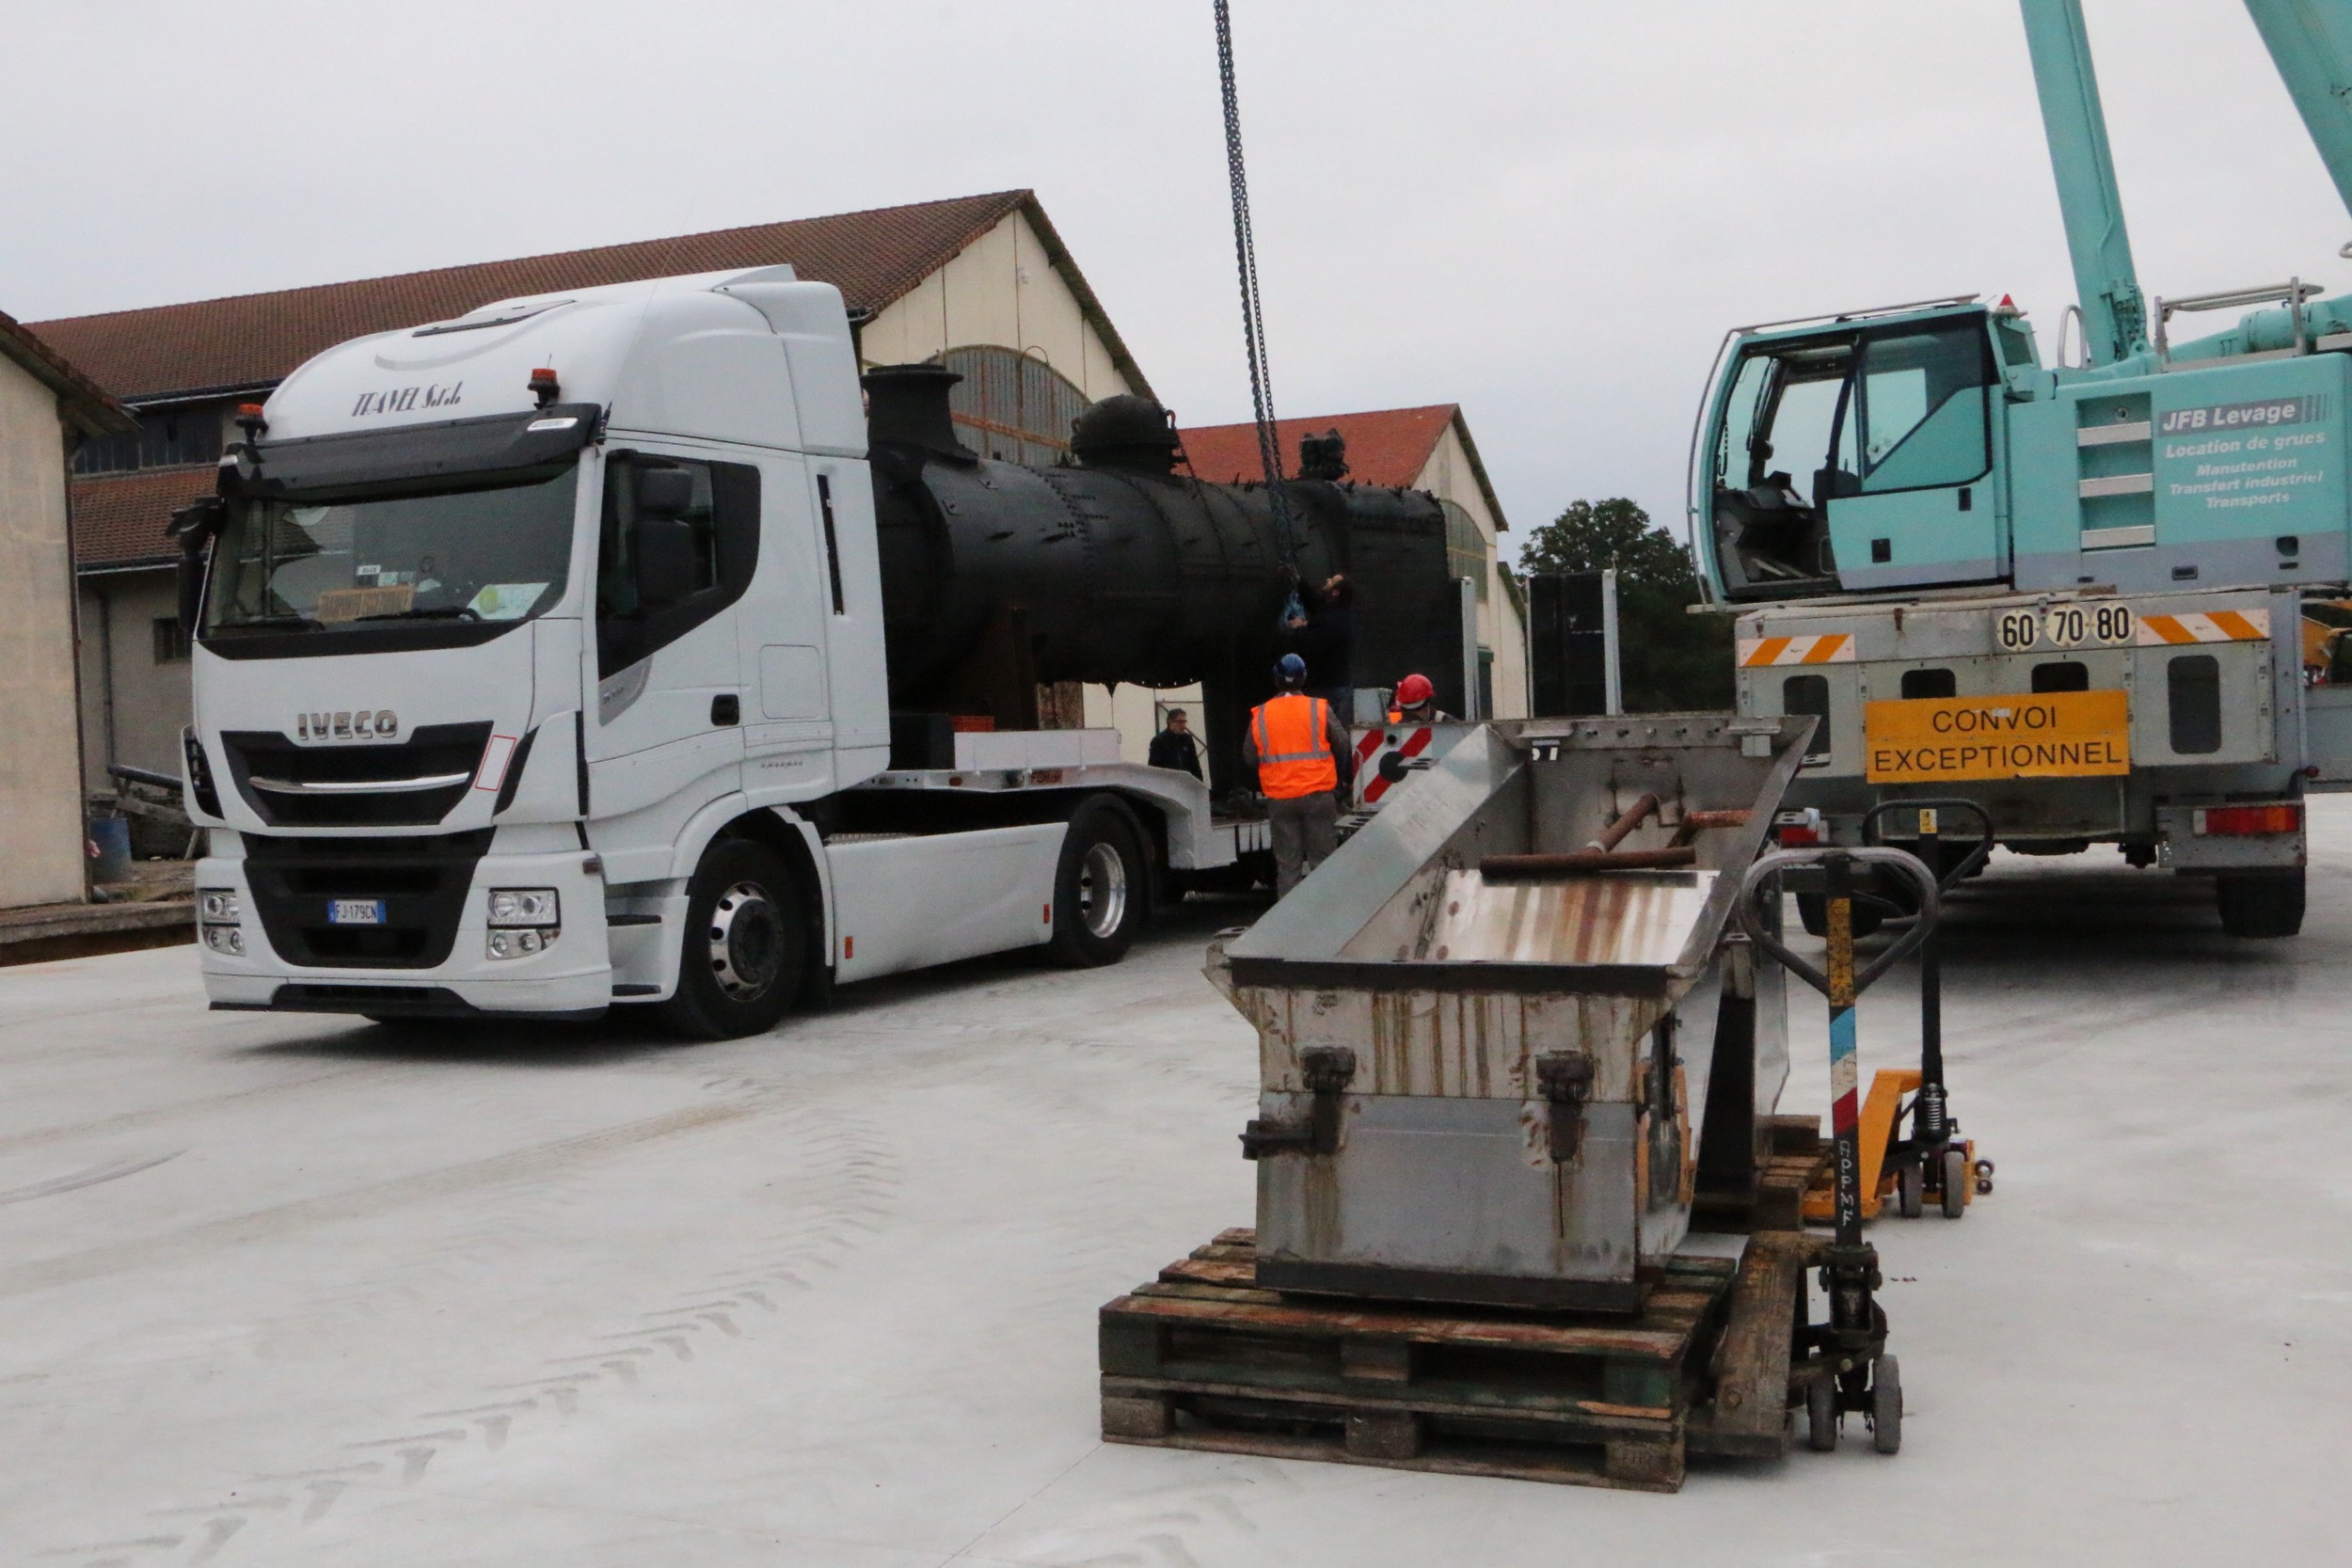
[1209,713,1815,1312]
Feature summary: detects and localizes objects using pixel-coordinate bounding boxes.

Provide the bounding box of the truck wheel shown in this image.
[1047,799,1146,967]
[660,838,805,1039]
[1795,894,1884,942]
[2215,869,2304,939]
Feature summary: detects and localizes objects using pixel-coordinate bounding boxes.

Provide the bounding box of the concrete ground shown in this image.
[3,805,2347,1568]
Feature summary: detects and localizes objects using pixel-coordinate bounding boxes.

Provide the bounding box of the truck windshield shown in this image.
[204,466,577,641]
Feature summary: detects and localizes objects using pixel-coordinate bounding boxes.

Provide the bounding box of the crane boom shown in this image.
[2018,0,2149,365]
[2241,0,2352,221]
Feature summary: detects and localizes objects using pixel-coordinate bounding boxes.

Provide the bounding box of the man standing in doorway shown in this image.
[1242,653,1353,897]
[1148,707,1203,780]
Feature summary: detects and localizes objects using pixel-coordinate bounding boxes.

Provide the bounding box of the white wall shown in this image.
[1417,420,1529,720]
[856,209,1134,400]
[0,357,88,907]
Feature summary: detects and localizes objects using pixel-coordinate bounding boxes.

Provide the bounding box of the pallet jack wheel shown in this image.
[1805,1370,1839,1451]
[1870,1354,1903,1454]
[1941,1148,1969,1219]
[1896,1160,1923,1219]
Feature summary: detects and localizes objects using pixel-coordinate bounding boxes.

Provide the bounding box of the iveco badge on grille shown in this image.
[296,710,398,741]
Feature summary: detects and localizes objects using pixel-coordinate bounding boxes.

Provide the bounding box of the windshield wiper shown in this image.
[221,613,323,632]
[353,606,482,623]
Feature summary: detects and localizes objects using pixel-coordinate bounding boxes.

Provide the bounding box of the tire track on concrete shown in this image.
[0,1101,751,1302]
[40,1106,903,1568]
[0,1066,387,1156]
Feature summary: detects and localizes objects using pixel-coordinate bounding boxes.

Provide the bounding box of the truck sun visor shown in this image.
[223,403,601,498]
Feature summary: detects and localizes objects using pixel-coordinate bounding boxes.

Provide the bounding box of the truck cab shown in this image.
[1700,301,2022,601]
[177,268,1253,1037]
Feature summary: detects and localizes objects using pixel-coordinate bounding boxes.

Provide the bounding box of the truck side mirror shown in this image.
[168,497,225,637]
[634,516,699,608]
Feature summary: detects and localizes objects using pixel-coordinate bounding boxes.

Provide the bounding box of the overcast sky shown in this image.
[4,1,2344,553]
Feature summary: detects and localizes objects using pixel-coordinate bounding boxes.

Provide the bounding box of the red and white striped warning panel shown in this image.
[1737,633,1856,668]
[2134,608,2270,645]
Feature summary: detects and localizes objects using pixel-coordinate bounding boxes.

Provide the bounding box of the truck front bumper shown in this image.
[193,841,613,1021]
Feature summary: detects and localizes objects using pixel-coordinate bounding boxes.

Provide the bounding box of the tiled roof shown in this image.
[0,308,133,436]
[1178,404,1506,531]
[30,190,1121,401]
[72,466,215,569]
[1179,404,1457,489]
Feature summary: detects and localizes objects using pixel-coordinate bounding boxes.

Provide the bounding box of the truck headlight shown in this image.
[199,888,241,922]
[486,927,558,959]
[487,888,560,927]
[202,924,246,956]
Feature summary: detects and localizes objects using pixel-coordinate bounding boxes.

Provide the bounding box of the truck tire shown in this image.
[1047,798,1146,967]
[2216,869,2304,939]
[660,838,805,1039]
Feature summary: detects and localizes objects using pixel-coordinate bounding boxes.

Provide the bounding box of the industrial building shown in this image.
[33,190,1517,786]
[0,309,130,910]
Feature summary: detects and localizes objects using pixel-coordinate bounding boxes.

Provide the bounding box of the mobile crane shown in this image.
[1692,0,2352,937]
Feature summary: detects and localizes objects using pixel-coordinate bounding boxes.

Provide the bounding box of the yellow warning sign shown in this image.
[1865,689,2130,784]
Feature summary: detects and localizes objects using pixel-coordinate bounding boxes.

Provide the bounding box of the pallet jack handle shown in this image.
[1732,845,1940,1456]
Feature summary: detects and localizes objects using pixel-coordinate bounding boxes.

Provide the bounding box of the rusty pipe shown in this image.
[1479,846,1698,879]
[1584,793,1661,853]
[1671,807,1752,847]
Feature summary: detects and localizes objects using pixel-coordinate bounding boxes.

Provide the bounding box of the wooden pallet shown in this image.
[1101,1230,1780,1492]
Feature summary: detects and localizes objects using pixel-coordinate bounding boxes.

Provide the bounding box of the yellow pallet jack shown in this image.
[1800,800,1997,1225]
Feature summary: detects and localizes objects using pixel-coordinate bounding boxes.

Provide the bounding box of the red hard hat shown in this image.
[1394,673,1435,706]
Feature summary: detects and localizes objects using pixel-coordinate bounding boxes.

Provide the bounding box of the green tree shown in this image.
[1517,499,1733,712]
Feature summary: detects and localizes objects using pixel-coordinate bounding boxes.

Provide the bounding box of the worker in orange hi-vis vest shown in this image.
[1242,653,1354,896]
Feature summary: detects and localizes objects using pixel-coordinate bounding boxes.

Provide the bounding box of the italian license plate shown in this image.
[328,899,387,926]
[1865,689,2130,784]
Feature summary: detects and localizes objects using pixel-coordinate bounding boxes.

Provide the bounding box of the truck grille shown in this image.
[243,830,494,969]
[221,722,494,827]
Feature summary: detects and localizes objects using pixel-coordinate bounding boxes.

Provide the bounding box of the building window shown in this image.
[152,616,191,663]
[938,345,1091,464]
[1442,499,1489,602]
[75,408,225,476]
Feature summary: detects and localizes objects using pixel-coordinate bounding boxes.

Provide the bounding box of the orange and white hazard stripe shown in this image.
[2135,608,2270,645]
[1738,633,1856,668]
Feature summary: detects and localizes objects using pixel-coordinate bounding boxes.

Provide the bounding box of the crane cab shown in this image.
[1699,301,2028,600]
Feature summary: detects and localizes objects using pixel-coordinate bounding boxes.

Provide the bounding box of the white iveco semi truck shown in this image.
[171,267,1464,1037]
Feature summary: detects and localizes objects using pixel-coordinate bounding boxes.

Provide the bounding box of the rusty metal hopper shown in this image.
[1210,714,1815,1312]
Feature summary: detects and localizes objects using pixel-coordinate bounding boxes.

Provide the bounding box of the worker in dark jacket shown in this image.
[1287,573,1354,710]
[1147,708,1203,780]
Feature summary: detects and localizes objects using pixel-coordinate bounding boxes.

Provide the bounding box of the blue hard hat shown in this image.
[1274,653,1307,682]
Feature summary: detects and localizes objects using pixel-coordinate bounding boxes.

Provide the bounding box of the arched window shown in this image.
[938,345,1092,465]
[1442,499,1490,603]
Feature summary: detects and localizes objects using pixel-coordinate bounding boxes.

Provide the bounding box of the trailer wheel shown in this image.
[1805,1370,1839,1451]
[1795,894,1884,942]
[1869,1355,1903,1454]
[2215,869,2304,939]
[1047,799,1146,967]
[660,838,805,1039]
[1940,1148,1969,1219]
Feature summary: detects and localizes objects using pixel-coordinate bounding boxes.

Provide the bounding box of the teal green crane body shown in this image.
[1696,0,2352,604]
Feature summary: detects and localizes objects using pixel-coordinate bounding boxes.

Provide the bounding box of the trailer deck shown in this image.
[1,803,2347,1564]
